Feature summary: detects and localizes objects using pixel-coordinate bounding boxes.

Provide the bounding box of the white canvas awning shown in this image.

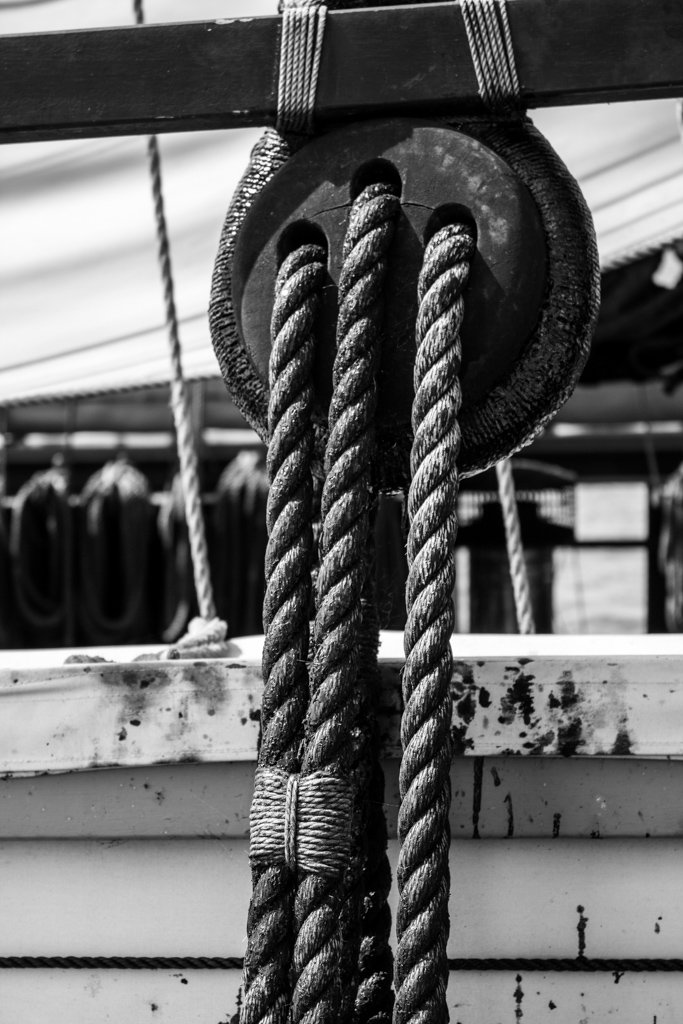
[2,1,683,408]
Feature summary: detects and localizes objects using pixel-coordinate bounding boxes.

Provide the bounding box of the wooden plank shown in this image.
[2,1,683,143]
[4,838,683,959]
[2,757,683,839]
[2,970,683,1024]
[0,970,241,1024]
[7,633,683,771]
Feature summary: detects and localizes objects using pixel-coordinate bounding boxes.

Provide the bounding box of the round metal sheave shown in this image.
[211,118,598,482]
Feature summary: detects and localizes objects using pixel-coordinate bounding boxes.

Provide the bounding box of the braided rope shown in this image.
[495,458,536,634]
[395,224,474,1024]
[241,245,324,1024]
[290,183,400,1024]
[6,955,683,973]
[0,956,242,971]
[277,0,328,135]
[133,0,216,625]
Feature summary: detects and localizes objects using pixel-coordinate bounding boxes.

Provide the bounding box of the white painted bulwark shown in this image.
[2,634,683,1021]
[2,756,683,839]
[2,633,683,774]
[2,838,683,960]
[1,971,681,1024]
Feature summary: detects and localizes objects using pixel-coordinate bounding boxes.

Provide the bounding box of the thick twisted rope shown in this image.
[395,223,475,1024]
[353,557,395,1024]
[241,244,324,1024]
[495,459,536,634]
[133,0,216,625]
[291,183,400,1024]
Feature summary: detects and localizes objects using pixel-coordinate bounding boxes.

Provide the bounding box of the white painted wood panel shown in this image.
[6,633,683,771]
[2,839,683,960]
[0,970,240,1024]
[2,757,683,839]
[1,969,681,1024]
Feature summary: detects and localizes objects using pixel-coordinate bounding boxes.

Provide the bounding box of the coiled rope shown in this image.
[10,465,73,647]
[394,224,474,1024]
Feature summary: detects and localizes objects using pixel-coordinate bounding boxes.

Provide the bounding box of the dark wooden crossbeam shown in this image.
[2,0,682,143]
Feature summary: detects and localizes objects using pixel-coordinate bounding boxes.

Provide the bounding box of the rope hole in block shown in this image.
[350,156,402,201]
[425,202,478,246]
[276,219,329,267]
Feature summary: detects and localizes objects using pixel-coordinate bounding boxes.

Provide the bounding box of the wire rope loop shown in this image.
[460,0,521,112]
[277,0,328,135]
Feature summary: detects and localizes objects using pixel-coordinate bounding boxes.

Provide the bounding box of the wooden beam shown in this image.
[2,1,683,143]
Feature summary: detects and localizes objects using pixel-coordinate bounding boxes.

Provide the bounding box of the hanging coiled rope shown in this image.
[10,465,73,647]
[78,459,154,646]
[395,223,474,1024]
[241,243,324,1024]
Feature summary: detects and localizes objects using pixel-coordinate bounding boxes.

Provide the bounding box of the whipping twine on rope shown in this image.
[240,5,538,1024]
[132,0,228,651]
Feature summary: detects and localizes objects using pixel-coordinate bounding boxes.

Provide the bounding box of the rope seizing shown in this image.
[395,223,474,1024]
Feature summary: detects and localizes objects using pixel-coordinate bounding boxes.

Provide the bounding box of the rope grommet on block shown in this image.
[250,768,354,878]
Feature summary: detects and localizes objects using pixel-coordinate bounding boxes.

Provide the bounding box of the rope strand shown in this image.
[133,0,216,624]
[495,458,536,634]
[291,182,400,1024]
[395,223,475,1024]
[241,244,324,1024]
[353,549,395,1024]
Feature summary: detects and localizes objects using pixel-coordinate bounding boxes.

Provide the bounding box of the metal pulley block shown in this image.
[210,117,599,487]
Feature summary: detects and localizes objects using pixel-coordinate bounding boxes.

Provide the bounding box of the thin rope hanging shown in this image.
[495,458,536,634]
[133,0,220,638]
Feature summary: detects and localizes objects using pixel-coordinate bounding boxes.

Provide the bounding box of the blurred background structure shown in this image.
[2,0,683,641]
